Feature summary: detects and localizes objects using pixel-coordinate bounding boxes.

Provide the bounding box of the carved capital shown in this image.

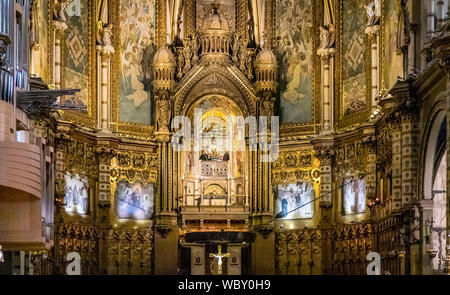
[155,225,172,239]
[257,227,273,239]
[96,45,114,58]
[365,25,380,44]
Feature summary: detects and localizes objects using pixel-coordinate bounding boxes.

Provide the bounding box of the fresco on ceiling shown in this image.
[119,0,156,125]
[63,0,89,107]
[275,0,313,124]
[342,0,367,116]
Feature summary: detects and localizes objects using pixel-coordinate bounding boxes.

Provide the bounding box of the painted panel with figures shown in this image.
[64,173,89,215]
[275,182,315,219]
[115,181,154,219]
[383,0,403,89]
[342,178,366,215]
[342,0,367,116]
[275,0,313,124]
[119,0,156,125]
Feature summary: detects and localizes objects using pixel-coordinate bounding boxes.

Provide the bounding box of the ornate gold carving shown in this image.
[272,151,320,185]
[107,228,153,274]
[276,228,322,275]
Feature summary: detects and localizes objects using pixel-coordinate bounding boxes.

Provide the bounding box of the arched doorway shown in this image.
[431,150,446,271]
[180,94,248,210]
[422,109,447,273]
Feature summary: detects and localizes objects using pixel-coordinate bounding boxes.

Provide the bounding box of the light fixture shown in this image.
[0,245,4,263]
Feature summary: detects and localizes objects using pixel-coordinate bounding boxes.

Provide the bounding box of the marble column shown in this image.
[317,48,335,133]
[96,146,116,274]
[391,117,403,212]
[96,46,114,132]
[365,25,380,110]
[52,21,67,90]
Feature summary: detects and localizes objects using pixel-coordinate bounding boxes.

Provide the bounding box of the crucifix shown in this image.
[209,245,230,275]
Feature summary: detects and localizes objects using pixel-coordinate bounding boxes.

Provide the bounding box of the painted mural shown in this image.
[384,0,402,89]
[119,0,156,125]
[115,181,154,219]
[342,178,366,215]
[342,0,366,116]
[64,173,89,215]
[63,0,89,107]
[275,0,313,124]
[275,182,315,219]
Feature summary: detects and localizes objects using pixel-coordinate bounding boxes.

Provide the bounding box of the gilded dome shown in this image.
[255,48,277,66]
[153,46,176,67]
[200,3,230,32]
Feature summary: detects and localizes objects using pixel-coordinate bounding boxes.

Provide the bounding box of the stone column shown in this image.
[437,0,445,29]
[317,48,335,133]
[427,0,436,39]
[249,91,276,274]
[407,24,418,75]
[53,133,69,274]
[365,25,380,110]
[153,92,178,274]
[363,133,377,203]
[96,46,114,132]
[52,21,67,89]
[391,116,403,212]
[401,113,420,206]
[96,146,116,274]
[314,147,334,206]
[314,145,334,274]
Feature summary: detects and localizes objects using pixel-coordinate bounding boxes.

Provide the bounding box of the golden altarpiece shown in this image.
[20,0,450,275]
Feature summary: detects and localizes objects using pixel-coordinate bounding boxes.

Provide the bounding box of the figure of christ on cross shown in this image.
[209,245,230,275]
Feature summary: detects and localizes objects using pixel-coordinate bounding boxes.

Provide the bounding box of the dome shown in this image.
[255,48,277,66]
[200,3,230,32]
[153,46,176,67]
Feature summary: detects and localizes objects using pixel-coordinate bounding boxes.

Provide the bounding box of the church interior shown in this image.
[0,0,449,275]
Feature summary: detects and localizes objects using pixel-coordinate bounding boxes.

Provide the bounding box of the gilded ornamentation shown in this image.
[275,228,322,274]
[107,228,153,274]
[155,96,172,133]
[272,151,320,185]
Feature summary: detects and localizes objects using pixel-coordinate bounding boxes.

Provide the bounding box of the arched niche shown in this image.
[180,94,248,207]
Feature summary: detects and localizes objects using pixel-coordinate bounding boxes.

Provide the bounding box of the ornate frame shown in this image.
[58,0,97,128]
[110,151,158,220]
[110,0,155,139]
[277,0,321,136]
[335,0,372,128]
